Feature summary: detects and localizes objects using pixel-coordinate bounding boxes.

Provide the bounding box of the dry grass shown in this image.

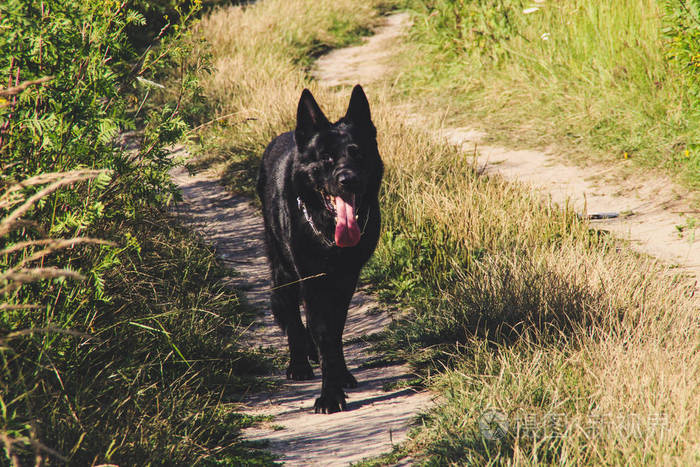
[196,0,699,463]
[0,171,112,295]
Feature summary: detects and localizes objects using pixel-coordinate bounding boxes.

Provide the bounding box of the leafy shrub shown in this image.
[0,1,272,464]
[665,1,700,102]
[0,0,204,344]
[0,0,205,209]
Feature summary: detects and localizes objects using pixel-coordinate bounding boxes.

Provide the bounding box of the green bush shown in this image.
[0,0,202,350]
[0,0,205,209]
[665,1,700,102]
[664,0,700,179]
[0,1,275,464]
[414,0,526,63]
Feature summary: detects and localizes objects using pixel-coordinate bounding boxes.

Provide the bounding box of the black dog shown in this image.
[257,85,383,413]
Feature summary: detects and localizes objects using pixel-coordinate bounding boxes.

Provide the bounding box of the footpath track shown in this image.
[171,158,431,466]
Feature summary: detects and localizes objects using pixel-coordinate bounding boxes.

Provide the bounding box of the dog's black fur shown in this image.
[257,85,383,413]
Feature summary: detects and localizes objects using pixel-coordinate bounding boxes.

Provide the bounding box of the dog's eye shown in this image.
[321,153,333,164]
[347,145,362,159]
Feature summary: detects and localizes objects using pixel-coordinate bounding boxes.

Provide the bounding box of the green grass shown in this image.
[351,444,414,466]
[394,0,700,193]
[1,207,279,465]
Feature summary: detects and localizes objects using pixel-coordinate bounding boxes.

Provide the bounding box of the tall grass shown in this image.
[196,0,699,463]
[397,0,700,191]
[0,174,277,464]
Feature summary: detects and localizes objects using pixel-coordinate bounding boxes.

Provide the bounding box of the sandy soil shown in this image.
[315,12,700,292]
[314,13,410,88]
[171,155,432,466]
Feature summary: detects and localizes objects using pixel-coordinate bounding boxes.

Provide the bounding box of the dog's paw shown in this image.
[286,361,314,380]
[313,388,347,414]
[342,370,358,388]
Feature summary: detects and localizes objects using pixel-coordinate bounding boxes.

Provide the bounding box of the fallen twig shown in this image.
[189,115,257,133]
[671,210,700,214]
[0,76,54,97]
[586,212,620,220]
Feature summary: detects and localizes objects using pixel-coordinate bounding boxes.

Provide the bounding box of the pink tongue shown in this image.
[334,195,361,247]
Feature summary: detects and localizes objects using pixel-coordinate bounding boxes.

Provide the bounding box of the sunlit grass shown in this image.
[396,0,700,192]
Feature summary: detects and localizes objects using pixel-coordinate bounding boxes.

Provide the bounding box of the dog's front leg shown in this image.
[303,279,353,414]
[312,326,347,414]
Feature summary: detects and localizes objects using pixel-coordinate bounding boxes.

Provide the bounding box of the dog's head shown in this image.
[293,85,383,248]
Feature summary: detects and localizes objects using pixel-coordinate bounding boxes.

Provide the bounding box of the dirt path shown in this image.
[171,156,431,465]
[315,12,700,291]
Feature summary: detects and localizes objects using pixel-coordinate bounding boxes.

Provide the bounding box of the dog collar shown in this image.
[296,196,370,248]
[297,196,335,247]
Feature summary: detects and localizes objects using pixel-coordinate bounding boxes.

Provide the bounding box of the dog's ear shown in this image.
[295,89,330,150]
[345,85,376,137]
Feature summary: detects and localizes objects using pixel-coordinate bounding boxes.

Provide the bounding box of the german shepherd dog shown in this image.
[257,85,383,413]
